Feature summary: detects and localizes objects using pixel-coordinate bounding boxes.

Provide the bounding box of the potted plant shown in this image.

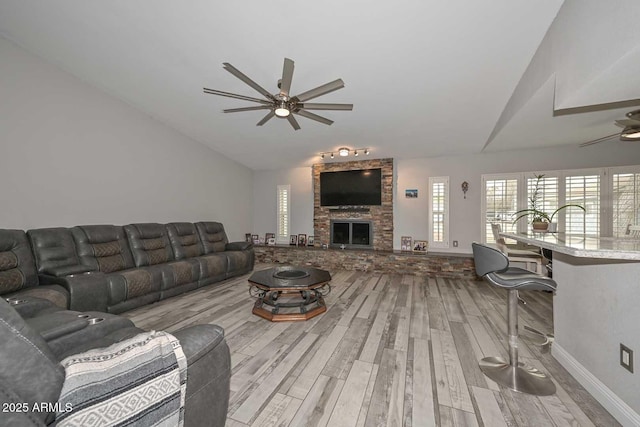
[512,174,586,232]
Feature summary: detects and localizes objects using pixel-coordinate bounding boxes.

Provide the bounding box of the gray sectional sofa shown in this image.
[0,221,252,426]
[14,221,254,313]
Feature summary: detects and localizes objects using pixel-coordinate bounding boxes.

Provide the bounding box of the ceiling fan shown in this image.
[203,58,353,130]
[580,109,640,147]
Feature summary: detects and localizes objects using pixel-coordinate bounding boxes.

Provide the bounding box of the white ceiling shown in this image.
[1,1,640,170]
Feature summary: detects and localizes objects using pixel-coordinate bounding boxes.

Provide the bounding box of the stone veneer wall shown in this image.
[313,158,393,251]
[254,246,476,279]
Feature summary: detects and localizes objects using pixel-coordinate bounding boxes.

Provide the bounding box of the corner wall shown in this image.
[0,37,252,240]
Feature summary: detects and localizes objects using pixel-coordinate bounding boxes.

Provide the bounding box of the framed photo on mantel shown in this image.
[413,240,428,253]
[401,236,412,252]
[289,235,298,246]
[307,235,315,246]
[298,234,307,247]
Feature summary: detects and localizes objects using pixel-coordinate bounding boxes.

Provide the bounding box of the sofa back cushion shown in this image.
[0,229,38,295]
[28,227,80,274]
[166,223,203,259]
[71,225,134,273]
[124,223,175,267]
[0,298,65,424]
[195,222,228,254]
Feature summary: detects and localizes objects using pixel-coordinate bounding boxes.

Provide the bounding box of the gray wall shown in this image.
[253,143,640,252]
[252,167,314,239]
[0,37,253,240]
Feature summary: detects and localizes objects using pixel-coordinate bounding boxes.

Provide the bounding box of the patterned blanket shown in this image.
[55,331,187,427]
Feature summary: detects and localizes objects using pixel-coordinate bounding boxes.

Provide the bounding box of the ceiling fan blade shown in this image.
[203,88,271,105]
[579,133,620,147]
[615,119,640,127]
[223,106,272,113]
[295,109,334,125]
[257,111,275,126]
[299,103,353,111]
[222,63,275,101]
[621,126,640,141]
[279,58,294,98]
[287,114,301,130]
[294,79,345,102]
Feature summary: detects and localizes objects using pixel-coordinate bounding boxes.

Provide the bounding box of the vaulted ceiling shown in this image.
[1,1,639,170]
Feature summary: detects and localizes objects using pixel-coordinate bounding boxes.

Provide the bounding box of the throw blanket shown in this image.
[55,331,187,427]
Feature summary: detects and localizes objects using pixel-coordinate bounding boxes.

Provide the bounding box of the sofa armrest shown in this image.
[226,241,252,251]
[41,264,95,277]
[173,324,230,427]
[39,273,109,312]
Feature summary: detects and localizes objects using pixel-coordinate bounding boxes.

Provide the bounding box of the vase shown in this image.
[532,221,549,232]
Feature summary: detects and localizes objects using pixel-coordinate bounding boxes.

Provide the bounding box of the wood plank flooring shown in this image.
[124,264,619,427]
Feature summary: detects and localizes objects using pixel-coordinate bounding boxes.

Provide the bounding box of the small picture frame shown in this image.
[245,233,252,243]
[258,237,265,245]
[265,232,275,242]
[401,236,412,251]
[289,235,298,246]
[413,240,428,253]
[307,235,315,246]
[405,189,418,198]
[267,237,276,246]
[298,234,307,247]
[252,234,259,245]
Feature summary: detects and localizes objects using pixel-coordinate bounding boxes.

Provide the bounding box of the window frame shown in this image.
[428,176,449,249]
[481,167,617,242]
[276,184,291,244]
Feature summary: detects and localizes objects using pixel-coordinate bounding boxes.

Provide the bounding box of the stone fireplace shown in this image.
[313,158,393,251]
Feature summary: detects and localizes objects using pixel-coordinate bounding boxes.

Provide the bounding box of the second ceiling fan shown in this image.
[203,58,353,130]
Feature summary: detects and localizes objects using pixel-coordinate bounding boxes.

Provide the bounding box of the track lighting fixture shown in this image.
[319,147,371,160]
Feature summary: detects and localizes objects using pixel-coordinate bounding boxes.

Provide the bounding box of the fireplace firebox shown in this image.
[330,220,373,249]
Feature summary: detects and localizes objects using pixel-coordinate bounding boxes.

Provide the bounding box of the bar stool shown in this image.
[472,242,557,395]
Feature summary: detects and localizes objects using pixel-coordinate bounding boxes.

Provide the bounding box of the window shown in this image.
[482,175,518,243]
[481,167,627,241]
[276,185,290,243]
[612,169,640,237]
[565,174,600,235]
[429,177,449,248]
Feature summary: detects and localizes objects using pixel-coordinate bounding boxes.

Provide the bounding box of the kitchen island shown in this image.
[501,232,640,426]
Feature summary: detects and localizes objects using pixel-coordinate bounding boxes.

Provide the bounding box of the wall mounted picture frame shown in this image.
[298,234,307,247]
[289,235,298,246]
[401,236,412,251]
[265,232,275,242]
[245,233,252,243]
[405,189,418,198]
[413,240,428,253]
[267,237,276,246]
[307,236,315,246]
[252,234,260,245]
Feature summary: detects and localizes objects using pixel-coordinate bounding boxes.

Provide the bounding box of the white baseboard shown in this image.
[552,344,640,426]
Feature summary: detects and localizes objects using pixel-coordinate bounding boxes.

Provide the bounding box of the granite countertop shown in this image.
[500,232,640,261]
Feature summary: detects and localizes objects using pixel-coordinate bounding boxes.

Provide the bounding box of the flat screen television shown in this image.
[320,168,382,206]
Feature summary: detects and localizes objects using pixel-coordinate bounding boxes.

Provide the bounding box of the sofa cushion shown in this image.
[166,222,204,259]
[195,222,228,253]
[71,225,134,273]
[28,227,81,275]
[124,223,174,267]
[0,229,38,295]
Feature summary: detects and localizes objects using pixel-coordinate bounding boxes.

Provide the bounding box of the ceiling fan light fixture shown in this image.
[274,101,290,118]
[338,147,349,157]
[621,126,640,140]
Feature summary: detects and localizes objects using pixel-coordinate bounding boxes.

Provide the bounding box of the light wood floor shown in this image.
[124,264,619,427]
